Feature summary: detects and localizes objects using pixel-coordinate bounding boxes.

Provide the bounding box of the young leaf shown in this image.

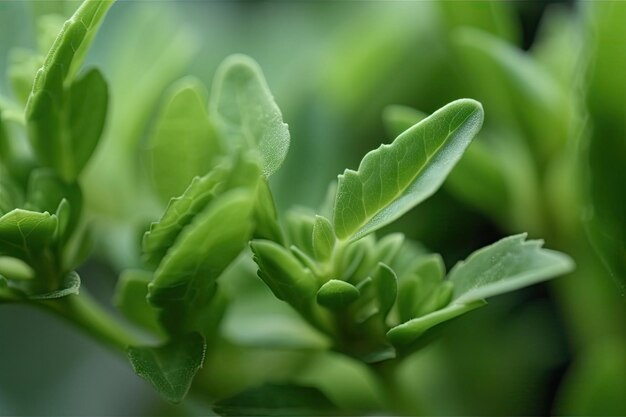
[253,179,284,243]
[145,77,222,201]
[250,240,318,309]
[0,257,34,281]
[148,189,256,335]
[128,332,206,404]
[114,270,162,336]
[210,54,290,177]
[0,209,57,260]
[312,215,335,262]
[213,383,337,416]
[372,263,397,322]
[448,234,574,304]
[333,99,484,241]
[25,0,114,181]
[317,279,360,310]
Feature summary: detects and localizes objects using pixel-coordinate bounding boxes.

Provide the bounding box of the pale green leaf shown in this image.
[210,54,290,177]
[7,48,42,106]
[25,0,114,181]
[128,332,206,404]
[449,234,574,304]
[0,257,34,281]
[333,99,484,241]
[316,279,360,310]
[145,77,222,201]
[0,209,57,260]
[312,215,335,262]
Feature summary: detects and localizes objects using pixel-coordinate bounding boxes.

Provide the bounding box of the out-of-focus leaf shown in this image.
[145,77,222,201]
[214,383,337,416]
[128,332,206,404]
[0,257,34,281]
[284,208,316,258]
[0,178,22,216]
[0,209,57,260]
[333,99,483,241]
[25,0,114,181]
[317,279,360,310]
[382,105,427,139]
[115,269,162,336]
[555,340,626,415]
[149,189,255,335]
[7,49,42,106]
[372,263,397,322]
[36,14,67,54]
[438,1,520,44]
[449,234,574,304]
[210,54,290,177]
[584,2,626,294]
[27,271,80,300]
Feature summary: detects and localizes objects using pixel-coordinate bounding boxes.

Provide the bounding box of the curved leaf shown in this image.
[316,279,360,310]
[449,234,574,304]
[27,271,80,300]
[128,332,206,404]
[333,99,483,241]
[0,209,57,259]
[210,54,290,177]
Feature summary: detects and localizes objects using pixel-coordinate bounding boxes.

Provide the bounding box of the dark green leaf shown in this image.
[210,54,290,177]
[214,383,337,416]
[448,234,574,304]
[128,332,206,404]
[145,77,222,201]
[114,269,162,336]
[333,99,483,241]
[316,279,360,310]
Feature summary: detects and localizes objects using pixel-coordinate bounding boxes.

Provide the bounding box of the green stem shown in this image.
[38,290,139,353]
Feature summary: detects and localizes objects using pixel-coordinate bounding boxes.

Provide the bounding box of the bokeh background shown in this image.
[1,1,625,415]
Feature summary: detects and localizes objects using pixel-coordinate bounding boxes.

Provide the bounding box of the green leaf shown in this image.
[0,209,57,260]
[312,215,335,262]
[333,99,484,241]
[316,279,360,310]
[382,105,426,139]
[387,300,486,348]
[128,332,206,404]
[372,263,397,322]
[284,208,316,258]
[0,257,34,281]
[396,254,448,323]
[252,179,284,243]
[210,54,290,177]
[251,240,318,310]
[114,269,162,336]
[27,271,80,300]
[148,189,255,335]
[145,77,222,201]
[448,234,574,304]
[143,166,228,267]
[0,178,23,216]
[214,383,337,416]
[25,0,114,181]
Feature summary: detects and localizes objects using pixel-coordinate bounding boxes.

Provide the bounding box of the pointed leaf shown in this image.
[128,332,206,404]
[316,279,360,310]
[333,99,483,241]
[449,234,574,304]
[210,54,290,177]
[312,215,335,262]
[372,263,397,321]
[145,77,222,201]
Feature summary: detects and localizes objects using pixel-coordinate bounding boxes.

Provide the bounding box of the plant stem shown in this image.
[38,290,139,353]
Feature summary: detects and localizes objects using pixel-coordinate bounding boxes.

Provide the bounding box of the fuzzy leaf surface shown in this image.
[334,99,483,241]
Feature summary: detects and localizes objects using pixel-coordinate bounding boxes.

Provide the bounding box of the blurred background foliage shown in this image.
[1,0,625,415]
